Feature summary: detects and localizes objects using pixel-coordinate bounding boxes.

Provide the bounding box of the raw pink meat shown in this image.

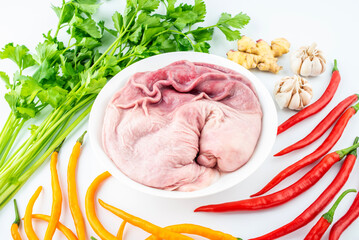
[102,60,262,191]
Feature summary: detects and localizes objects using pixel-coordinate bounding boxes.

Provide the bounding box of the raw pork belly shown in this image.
[102,60,262,191]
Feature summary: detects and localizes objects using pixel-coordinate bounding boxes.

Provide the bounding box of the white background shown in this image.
[1,0,359,239]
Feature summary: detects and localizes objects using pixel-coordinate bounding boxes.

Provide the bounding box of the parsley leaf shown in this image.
[218,12,250,29]
[166,0,177,13]
[134,12,162,28]
[17,107,36,119]
[34,42,58,64]
[152,34,177,52]
[138,0,160,12]
[193,0,206,21]
[129,26,143,43]
[74,17,102,38]
[141,27,166,44]
[124,5,136,27]
[78,37,101,49]
[33,61,58,85]
[218,26,242,41]
[73,0,101,15]
[190,27,214,42]
[0,43,36,71]
[38,86,68,108]
[0,71,10,89]
[98,20,118,37]
[52,3,75,25]
[194,41,210,53]
[174,34,192,51]
[112,12,124,33]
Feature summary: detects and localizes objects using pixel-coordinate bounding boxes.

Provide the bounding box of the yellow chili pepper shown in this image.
[24,186,42,240]
[32,214,78,240]
[85,171,117,240]
[68,132,87,240]
[44,144,63,240]
[117,221,127,239]
[98,199,193,240]
[11,199,22,240]
[145,223,239,240]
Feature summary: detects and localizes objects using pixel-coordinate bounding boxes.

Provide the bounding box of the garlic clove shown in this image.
[290,54,303,74]
[299,89,313,106]
[275,91,292,109]
[319,57,326,73]
[280,77,296,92]
[300,57,313,77]
[310,57,323,76]
[288,92,301,110]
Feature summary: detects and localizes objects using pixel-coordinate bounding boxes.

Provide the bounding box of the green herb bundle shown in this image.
[0,0,250,209]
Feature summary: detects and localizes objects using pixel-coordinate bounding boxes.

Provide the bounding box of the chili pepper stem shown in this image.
[353,102,359,112]
[13,199,20,225]
[332,59,338,72]
[336,137,359,159]
[77,131,87,144]
[54,139,65,153]
[323,189,356,223]
[350,137,359,157]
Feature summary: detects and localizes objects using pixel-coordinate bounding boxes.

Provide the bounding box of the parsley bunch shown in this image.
[0,0,250,209]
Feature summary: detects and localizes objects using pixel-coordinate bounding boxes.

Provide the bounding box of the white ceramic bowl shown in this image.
[88,52,277,199]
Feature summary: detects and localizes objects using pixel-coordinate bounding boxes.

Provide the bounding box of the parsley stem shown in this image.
[90,37,121,72]
[185,24,218,35]
[54,2,71,38]
[0,117,19,163]
[117,53,136,62]
[0,134,31,173]
[0,113,67,206]
[0,113,15,157]
[169,29,195,47]
[110,37,121,56]
[0,100,93,209]
[93,7,138,70]
[11,96,93,177]
[0,109,56,175]
[0,96,93,192]
[0,111,55,173]
[0,119,25,167]
[0,93,84,184]
[125,56,136,68]
[36,81,81,140]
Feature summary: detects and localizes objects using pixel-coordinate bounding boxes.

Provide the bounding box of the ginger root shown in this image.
[227,36,290,73]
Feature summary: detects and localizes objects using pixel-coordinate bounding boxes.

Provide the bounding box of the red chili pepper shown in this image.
[248,138,358,240]
[275,94,359,156]
[329,176,359,239]
[252,103,359,197]
[304,189,356,240]
[194,140,359,213]
[277,59,341,135]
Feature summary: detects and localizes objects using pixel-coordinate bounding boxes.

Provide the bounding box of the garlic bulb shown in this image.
[291,43,326,77]
[274,75,313,110]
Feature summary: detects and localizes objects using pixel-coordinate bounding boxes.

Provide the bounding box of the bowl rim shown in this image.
[88,51,277,199]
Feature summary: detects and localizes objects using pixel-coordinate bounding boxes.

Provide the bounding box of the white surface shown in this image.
[89,52,277,199]
[1,0,359,239]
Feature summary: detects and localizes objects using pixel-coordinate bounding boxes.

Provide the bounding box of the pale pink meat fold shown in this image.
[102,60,262,191]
